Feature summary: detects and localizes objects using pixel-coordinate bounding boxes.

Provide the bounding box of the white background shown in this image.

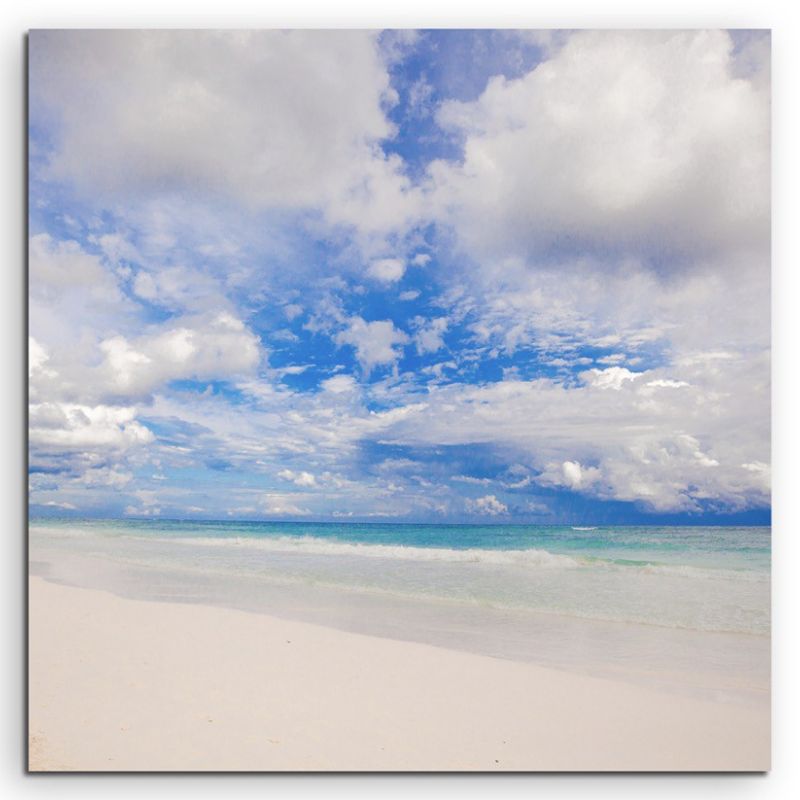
[2,1,797,798]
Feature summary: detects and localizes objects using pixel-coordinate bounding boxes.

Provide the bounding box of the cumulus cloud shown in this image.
[132,264,229,313]
[29,233,122,298]
[28,234,134,371]
[335,317,409,372]
[277,469,317,487]
[368,352,769,512]
[467,495,508,515]
[430,30,769,263]
[414,317,449,355]
[411,253,431,267]
[367,258,406,284]
[100,312,261,397]
[29,403,154,451]
[29,338,53,380]
[562,461,583,488]
[76,467,134,489]
[538,460,601,491]
[582,366,640,391]
[320,374,359,395]
[30,30,420,236]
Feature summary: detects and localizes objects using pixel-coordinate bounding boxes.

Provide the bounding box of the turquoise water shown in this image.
[29,518,770,635]
[29,518,772,568]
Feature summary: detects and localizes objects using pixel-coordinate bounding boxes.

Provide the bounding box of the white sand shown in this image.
[28,576,769,771]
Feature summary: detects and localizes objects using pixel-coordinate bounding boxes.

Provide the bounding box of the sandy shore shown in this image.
[28,576,769,771]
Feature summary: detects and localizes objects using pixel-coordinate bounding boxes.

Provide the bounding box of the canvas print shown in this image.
[28,29,770,772]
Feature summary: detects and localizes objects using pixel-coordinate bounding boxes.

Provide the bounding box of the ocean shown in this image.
[29,518,770,703]
[29,518,770,632]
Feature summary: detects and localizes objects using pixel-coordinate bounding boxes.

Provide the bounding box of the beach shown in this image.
[28,575,769,772]
[28,521,770,771]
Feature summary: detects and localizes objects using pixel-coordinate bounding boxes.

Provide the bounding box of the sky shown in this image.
[28,29,771,525]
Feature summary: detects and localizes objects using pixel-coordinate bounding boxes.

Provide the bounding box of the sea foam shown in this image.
[139,533,767,582]
[155,535,582,568]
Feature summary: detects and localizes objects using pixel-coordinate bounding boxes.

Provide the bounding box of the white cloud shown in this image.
[562,461,583,488]
[368,353,769,512]
[259,494,312,517]
[430,30,769,262]
[124,505,161,517]
[29,233,120,297]
[582,366,640,391]
[421,361,458,380]
[320,374,359,395]
[284,304,303,321]
[375,458,420,473]
[414,317,449,355]
[28,236,135,382]
[411,253,431,267]
[132,265,228,312]
[741,461,770,492]
[29,402,154,451]
[646,379,690,389]
[399,290,420,301]
[277,469,317,488]
[76,467,134,489]
[537,460,601,491]
[643,379,691,394]
[335,317,409,372]
[467,495,508,515]
[40,500,78,510]
[596,353,626,365]
[100,312,261,396]
[367,258,406,284]
[274,365,311,377]
[90,231,142,265]
[452,475,493,485]
[31,30,420,236]
[29,338,53,380]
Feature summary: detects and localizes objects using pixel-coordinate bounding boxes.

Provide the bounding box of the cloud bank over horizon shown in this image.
[28,29,770,524]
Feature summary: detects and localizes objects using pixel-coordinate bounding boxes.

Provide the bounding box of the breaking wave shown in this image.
[31,523,769,583]
[152,534,768,582]
[162,535,583,568]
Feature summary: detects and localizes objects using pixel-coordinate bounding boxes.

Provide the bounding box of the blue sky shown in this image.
[28,29,771,524]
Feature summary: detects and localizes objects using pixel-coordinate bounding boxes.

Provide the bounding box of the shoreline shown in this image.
[28,537,771,709]
[28,520,771,637]
[28,576,770,771]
